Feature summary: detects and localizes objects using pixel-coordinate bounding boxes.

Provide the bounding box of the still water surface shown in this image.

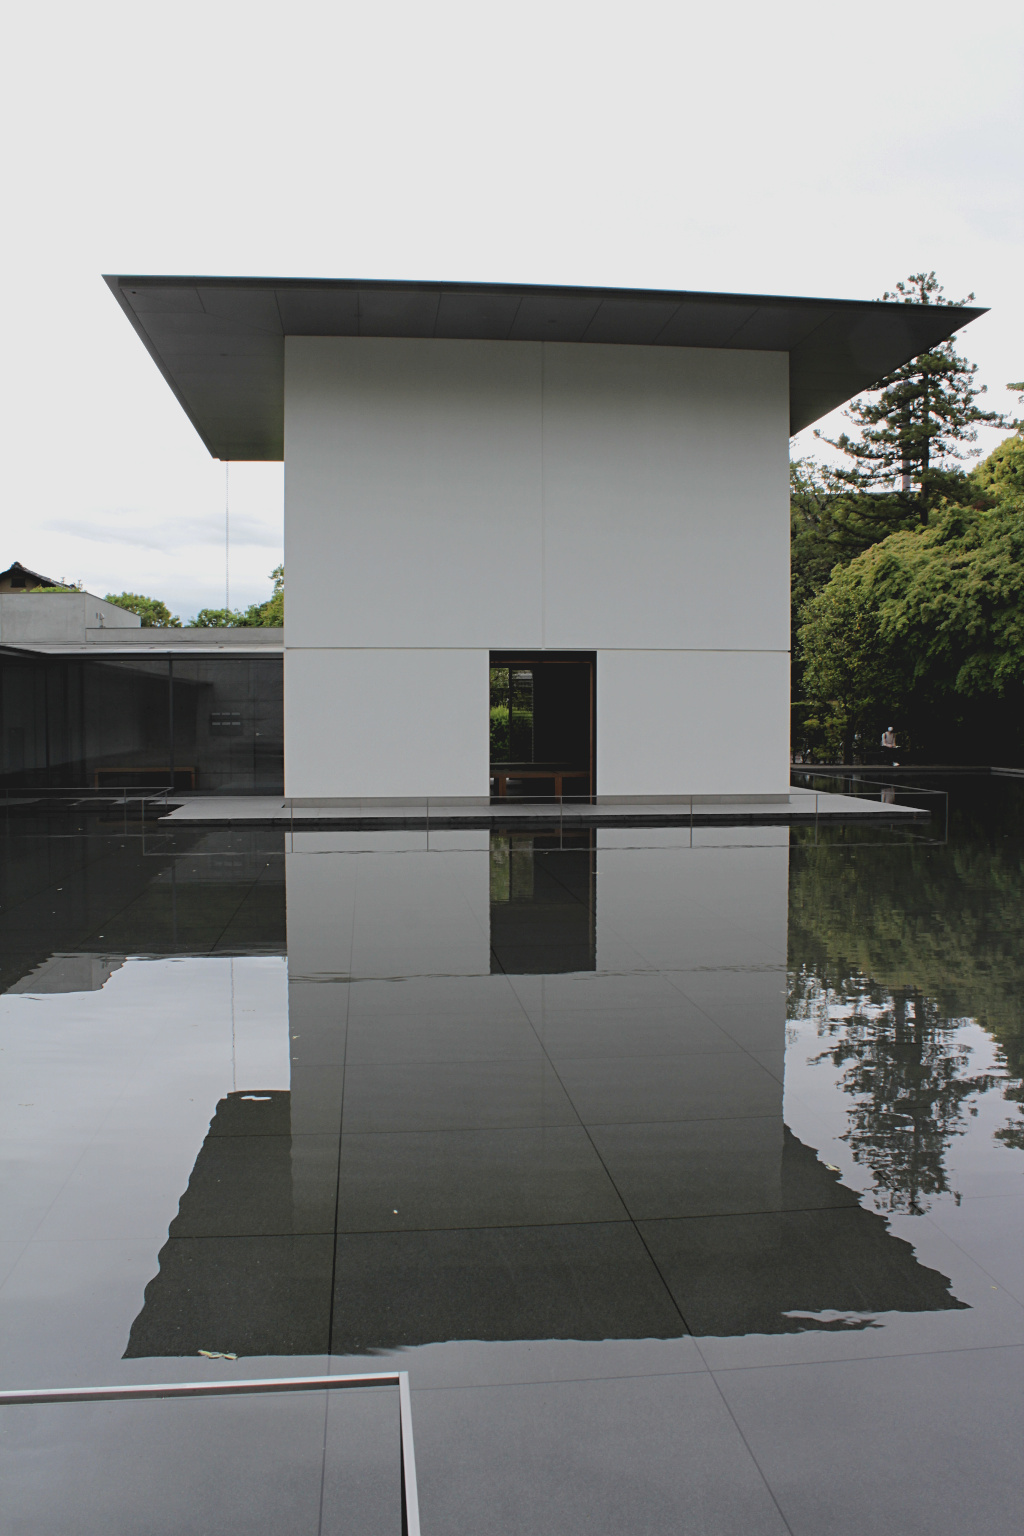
[1,783,1022,1533]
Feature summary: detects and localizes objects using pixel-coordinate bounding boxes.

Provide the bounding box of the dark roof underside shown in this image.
[104,276,985,460]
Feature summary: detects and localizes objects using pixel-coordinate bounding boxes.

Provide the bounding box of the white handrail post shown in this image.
[398,1371,422,1536]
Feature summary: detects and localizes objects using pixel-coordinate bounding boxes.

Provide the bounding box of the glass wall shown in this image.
[0,650,283,793]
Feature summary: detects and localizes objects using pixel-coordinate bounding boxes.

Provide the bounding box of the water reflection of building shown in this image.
[490,831,596,973]
[125,1090,330,1360]
[0,825,285,997]
[125,830,967,1358]
[7,952,126,993]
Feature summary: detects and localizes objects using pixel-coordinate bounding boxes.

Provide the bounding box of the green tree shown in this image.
[245,563,283,626]
[790,457,920,670]
[973,429,1024,496]
[789,460,924,755]
[188,607,238,627]
[186,565,284,628]
[104,592,181,626]
[798,442,1024,760]
[818,272,1014,494]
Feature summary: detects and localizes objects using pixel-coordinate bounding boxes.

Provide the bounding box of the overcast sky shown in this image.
[2,1,1021,620]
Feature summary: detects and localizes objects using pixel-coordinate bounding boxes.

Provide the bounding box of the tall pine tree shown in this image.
[819,272,1014,494]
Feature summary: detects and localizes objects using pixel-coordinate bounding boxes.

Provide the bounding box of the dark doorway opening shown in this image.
[489,652,595,799]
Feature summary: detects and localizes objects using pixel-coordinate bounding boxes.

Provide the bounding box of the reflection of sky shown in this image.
[784,992,1024,1214]
[0,955,288,1284]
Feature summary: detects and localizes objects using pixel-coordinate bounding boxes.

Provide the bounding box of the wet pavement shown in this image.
[1,784,1022,1533]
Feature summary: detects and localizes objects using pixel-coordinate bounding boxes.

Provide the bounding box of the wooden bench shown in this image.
[93,766,196,790]
[490,766,591,798]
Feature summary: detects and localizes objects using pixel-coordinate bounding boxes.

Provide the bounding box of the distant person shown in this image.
[881,725,898,766]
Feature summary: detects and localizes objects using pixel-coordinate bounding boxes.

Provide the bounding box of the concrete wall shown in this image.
[0,593,141,645]
[283,336,790,800]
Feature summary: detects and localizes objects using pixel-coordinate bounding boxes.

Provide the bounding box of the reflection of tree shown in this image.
[788,784,1024,1179]
[995,1079,1024,1151]
[806,984,996,1213]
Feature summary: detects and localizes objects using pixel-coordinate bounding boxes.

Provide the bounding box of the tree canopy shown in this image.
[817,272,1015,493]
[790,269,1022,763]
[797,437,1024,760]
[104,592,181,627]
[187,565,283,628]
[109,567,285,629]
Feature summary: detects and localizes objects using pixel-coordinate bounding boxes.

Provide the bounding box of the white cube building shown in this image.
[107,277,979,804]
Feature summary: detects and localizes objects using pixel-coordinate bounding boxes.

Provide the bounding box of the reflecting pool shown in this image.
[2,784,1023,1533]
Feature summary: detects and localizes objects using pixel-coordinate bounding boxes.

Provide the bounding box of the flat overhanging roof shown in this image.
[104,275,986,459]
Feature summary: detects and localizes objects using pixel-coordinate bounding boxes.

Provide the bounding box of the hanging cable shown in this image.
[224,461,230,613]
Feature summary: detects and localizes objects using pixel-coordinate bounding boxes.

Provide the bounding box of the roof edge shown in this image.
[104,276,222,457]
[103,272,989,322]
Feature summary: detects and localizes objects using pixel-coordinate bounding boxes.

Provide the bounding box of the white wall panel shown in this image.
[284,337,543,650]
[541,344,790,651]
[285,648,489,799]
[596,650,790,797]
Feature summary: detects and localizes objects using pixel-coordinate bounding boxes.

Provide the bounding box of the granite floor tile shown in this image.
[639,1208,969,1337]
[124,1233,334,1358]
[554,1051,782,1124]
[344,1013,541,1065]
[0,1389,327,1535]
[167,1134,339,1238]
[335,1127,628,1232]
[414,1372,789,1536]
[925,1193,1024,1306]
[342,1058,578,1133]
[589,1117,861,1220]
[331,1222,684,1352]
[714,1346,1024,1536]
[530,1010,739,1059]
[344,974,527,1022]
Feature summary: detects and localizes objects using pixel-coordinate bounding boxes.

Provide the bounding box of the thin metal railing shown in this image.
[790,768,949,843]
[0,1370,421,1536]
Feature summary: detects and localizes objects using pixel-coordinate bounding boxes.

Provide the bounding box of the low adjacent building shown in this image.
[0,593,282,792]
[0,560,63,592]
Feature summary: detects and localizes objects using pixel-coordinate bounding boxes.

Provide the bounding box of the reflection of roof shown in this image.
[104,275,986,458]
[1,829,285,998]
[7,952,125,994]
[125,1103,967,1358]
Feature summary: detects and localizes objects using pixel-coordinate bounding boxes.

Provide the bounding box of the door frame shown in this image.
[489,651,596,799]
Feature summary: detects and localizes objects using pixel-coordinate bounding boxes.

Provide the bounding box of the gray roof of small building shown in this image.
[2,627,283,658]
[104,276,986,459]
